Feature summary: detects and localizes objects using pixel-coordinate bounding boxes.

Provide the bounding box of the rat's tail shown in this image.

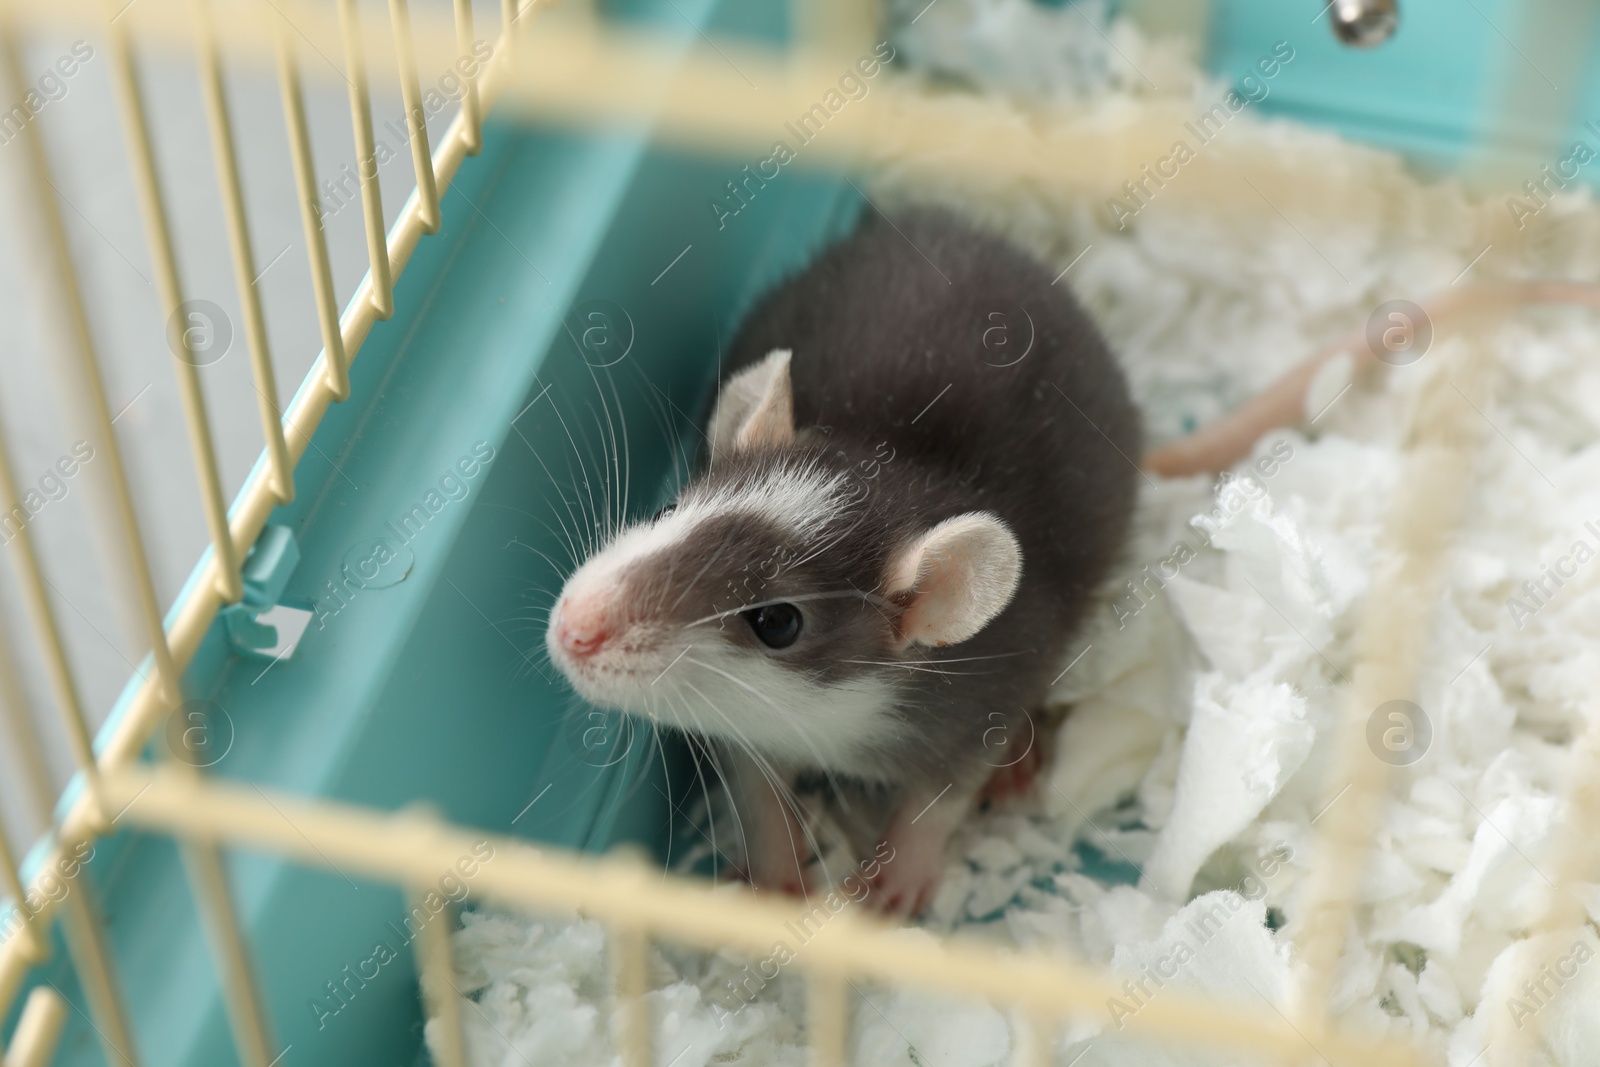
[1144,281,1600,478]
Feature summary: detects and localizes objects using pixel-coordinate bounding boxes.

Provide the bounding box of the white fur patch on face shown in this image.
[680,456,847,542]
[652,641,906,779]
[547,457,857,727]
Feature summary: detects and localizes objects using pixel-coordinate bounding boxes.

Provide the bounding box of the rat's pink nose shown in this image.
[555,597,613,659]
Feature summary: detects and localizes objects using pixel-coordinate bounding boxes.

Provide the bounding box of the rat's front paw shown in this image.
[865,784,971,918]
[866,842,944,918]
[747,841,817,899]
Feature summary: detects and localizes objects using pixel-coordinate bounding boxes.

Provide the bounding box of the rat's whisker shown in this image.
[678,721,729,881]
[582,393,623,542]
[599,367,634,544]
[580,398,614,544]
[501,423,595,567]
[473,501,586,571]
[507,540,579,581]
[584,373,623,534]
[635,705,675,878]
[683,680,826,881]
[682,656,780,710]
[837,659,990,676]
[678,700,749,876]
[683,656,851,805]
[545,392,605,558]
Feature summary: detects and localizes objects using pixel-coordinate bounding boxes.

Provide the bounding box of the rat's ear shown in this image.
[710,349,795,456]
[884,513,1022,648]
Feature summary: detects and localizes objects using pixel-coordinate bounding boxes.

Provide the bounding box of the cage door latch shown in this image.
[221,524,313,660]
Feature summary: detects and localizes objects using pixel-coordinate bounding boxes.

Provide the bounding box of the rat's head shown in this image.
[545,350,1023,766]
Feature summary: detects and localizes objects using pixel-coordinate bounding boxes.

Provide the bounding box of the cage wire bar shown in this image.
[0,620,54,832]
[610,924,652,1067]
[0,528,119,1067]
[1493,720,1600,1063]
[0,0,1591,1065]
[410,865,468,1067]
[0,808,44,966]
[4,987,68,1067]
[276,1,353,403]
[1289,338,1498,1037]
[101,13,285,1061]
[0,424,141,1065]
[390,0,442,233]
[0,43,146,1049]
[807,971,849,1067]
[192,0,296,506]
[454,0,483,152]
[336,0,396,323]
[96,766,1422,1067]
[3,4,1554,252]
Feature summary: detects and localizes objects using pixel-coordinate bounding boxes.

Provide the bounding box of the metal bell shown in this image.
[1329,0,1399,48]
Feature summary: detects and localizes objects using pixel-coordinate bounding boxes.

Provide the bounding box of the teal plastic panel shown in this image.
[1205,0,1600,173]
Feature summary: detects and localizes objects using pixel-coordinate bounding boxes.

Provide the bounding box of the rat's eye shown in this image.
[743,603,802,649]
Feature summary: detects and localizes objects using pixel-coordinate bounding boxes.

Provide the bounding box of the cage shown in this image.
[0,0,1597,1066]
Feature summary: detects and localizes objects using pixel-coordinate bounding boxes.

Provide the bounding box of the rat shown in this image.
[546,196,1600,916]
[546,207,1142,916]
